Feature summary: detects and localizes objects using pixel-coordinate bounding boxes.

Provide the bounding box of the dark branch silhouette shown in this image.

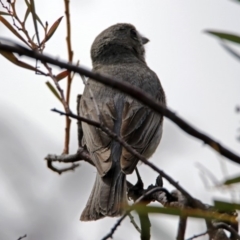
[186,222,240,240]
[17,234,27,240]
[46,160,79,174]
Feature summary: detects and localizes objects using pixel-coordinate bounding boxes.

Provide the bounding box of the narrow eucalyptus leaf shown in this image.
[206,30,240,44]
[45,81,62,102]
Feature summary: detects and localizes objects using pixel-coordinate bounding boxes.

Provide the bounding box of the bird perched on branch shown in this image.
[79,23,166,221]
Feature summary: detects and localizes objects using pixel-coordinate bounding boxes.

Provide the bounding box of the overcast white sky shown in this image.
[0,0,240,239]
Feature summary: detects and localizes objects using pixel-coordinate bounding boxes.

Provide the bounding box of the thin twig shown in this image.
[17,234,27,240]
[128,212,141,233]
[46,160,79,175]
[1,42,239,165]
[43,63,70,113]
[186,230,209,240]
[10,1,33,48]
[214,222,240,240]
[45,147,94,167]
[63,0,73,154]
[177,216,188,240]
[64,0,73,63]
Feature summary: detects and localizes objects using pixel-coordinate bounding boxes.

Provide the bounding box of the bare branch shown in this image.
[128,212,141,233]
[186,222,240,240]
[45,147,94,167]
[214,223,240,240]
[46,160,79,175]
[177,216,187,240]
[64,0,74,155]
[186,230,209,240]
[64,0,73,62]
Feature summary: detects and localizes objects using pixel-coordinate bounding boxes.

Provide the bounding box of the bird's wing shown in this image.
[80,65,164,177]
[80,84,116,176]
[120,97,162,174]
[80,88,162,176]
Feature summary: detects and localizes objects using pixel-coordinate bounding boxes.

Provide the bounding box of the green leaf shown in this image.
[137,211,151,240]
[45,81,62,102]
[214,200,240,211]
[224,175,240,185]
[132,205,234,222]
[0,11,11,16]
[206,30,240,44]
[132,205,182,217]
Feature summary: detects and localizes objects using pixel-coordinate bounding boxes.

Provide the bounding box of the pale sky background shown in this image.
[0,0,240,239]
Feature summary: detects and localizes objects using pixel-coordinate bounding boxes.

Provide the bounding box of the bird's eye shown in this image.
[130,29,138,41]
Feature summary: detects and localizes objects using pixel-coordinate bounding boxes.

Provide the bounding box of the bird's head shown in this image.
[91,23,149,65]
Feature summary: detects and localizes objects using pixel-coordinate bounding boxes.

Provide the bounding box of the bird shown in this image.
[79,23,166,221]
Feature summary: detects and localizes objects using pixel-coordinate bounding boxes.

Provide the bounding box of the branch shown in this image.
[186,230,209,240]
[177,216,187,240]
[46,160,79,175]
[44,146,95,174]
[214,223,240,240]
[186,222,240,240]
[45,147,94,167]
[0,41,239,165]
[63,0,74,154]
[128,212,141,233]
[17,234,27,240]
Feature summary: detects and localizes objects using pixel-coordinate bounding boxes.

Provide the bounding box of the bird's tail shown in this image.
[80,168,127,221]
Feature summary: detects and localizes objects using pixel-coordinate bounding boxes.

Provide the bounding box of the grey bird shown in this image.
[79,23,166,221]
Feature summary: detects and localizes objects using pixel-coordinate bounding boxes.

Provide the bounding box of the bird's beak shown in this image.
[141,36,149,45]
